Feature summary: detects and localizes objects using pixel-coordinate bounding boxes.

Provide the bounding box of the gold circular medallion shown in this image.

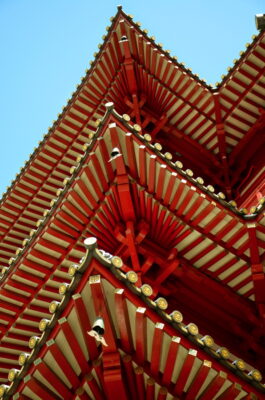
[141,284,153,297]
[133,124,141,132]
[186,323,199,335]
[29,336,39,349]
[8,369,18,382]
[218,192,226,199]
[18,352,29,366]
[144,133,152,142]
[196,177,204,185]
[0,385,8,396]
[207,185,215,193]
[111,256,123,268]
[186,169,194,177]
[250,369,262,382]
[202,335,214,347]
[126,270,138,283]
[39,318,49,332]
[122,114,130,122]
[59,283,68,295]
[171,310,183,323]
[49,301,59,314]
[165,152,173,160]
[234,359,245,370]
[175,160,183,169]
[156,297,168,310]
[229,200,237,207]
[68,265,78,276]
[218,347,230,359]
[154,143,162,151]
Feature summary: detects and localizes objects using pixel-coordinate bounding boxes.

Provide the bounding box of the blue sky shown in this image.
[0,0,263,195]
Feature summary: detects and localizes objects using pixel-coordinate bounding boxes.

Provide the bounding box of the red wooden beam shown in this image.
[138,145,147,186]
[25,375,61,400]
[145,378,155,400]
[14,395,32,400]
[213,93,231,194]
[216,383,242,400]
[34,358,73,400]
[162,336,180,386]
[46,339,80,389]
[122,355,138,400]
[114,289,134,353]
[173,349,197,397]
[150,322,164,377]
[85,373,104,400]
[176,189,196,216]
[247,223,265,325]
[223,65,265,120]
[185,360,212,400]
[135,307,147,365]
[109,124,136,222]
[74,387,91,400]
[157,387,168,400]
[102,351,128,400]
[125,133,138,179]
[92,358,103,384]
[89,275,117,351]
[156,259,179,285]
[134,367,146,400]
[125,221,141,272]
[72,294,99,360]
[199,371,227,400]
[58,317,89,373]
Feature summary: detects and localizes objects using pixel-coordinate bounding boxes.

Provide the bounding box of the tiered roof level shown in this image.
[0,7,264,400]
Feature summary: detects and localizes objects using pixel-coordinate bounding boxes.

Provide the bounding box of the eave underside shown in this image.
[0,112,264,391]
[2,243,264,400]
[0,10,264,272]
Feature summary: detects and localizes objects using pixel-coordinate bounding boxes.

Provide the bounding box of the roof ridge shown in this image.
[216,30,265,88]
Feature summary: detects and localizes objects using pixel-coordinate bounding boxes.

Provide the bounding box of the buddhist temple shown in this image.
[0,6,264,400]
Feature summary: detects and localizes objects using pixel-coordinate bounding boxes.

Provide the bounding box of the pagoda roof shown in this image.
[0,238,264,399]
[0,8,265,397]
[0,106,264,388]
[0,7,264,274]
